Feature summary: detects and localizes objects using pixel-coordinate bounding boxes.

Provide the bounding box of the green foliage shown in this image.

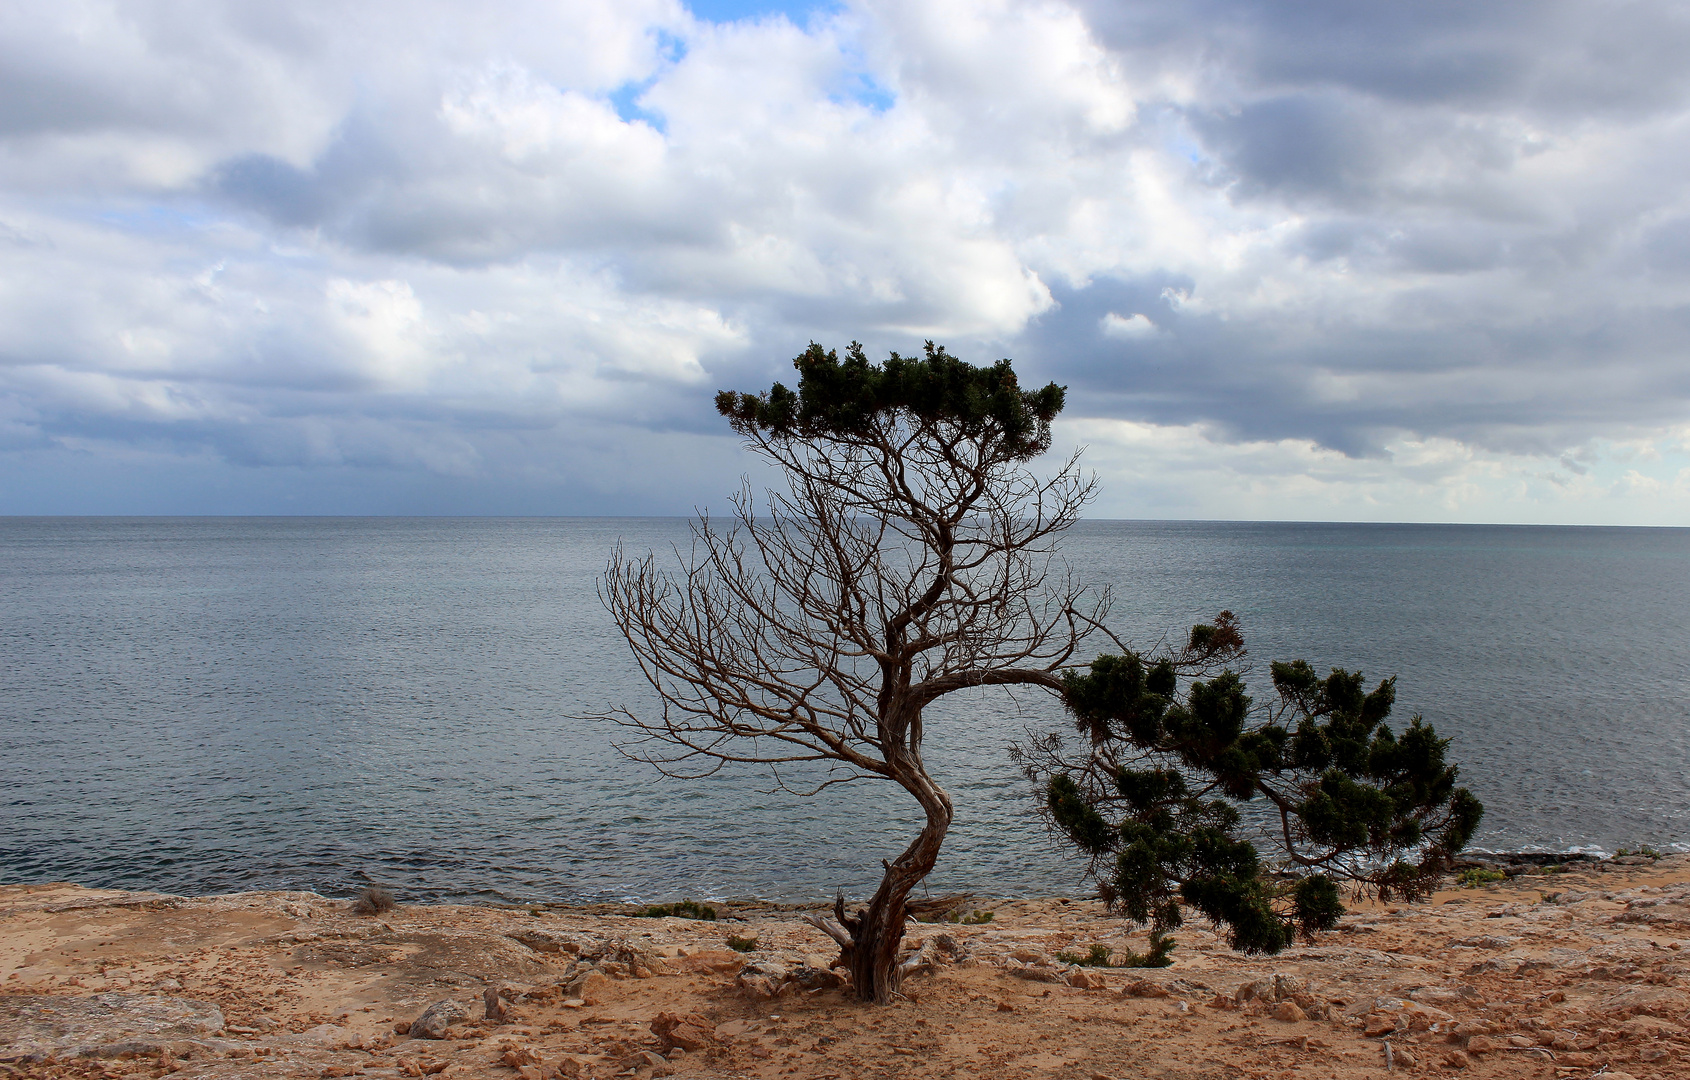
[715,341,1065,461]
[1055,944,1115,967]
[1054,932,1175,969]
[1116,930,1176,968]
[1457,868,1506,888]
[1615,845,1662,860]
[726,934,759,952]
[1028,617,1483,956]
[637,899,718,920]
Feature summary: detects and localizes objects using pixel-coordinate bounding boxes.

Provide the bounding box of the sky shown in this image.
[2,0,1689,522]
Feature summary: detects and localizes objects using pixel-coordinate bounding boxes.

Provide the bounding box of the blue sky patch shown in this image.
[686,0,839,26]
[609,80,667,131]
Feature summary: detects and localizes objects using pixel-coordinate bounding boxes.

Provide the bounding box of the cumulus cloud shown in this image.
[0,0,1687,519]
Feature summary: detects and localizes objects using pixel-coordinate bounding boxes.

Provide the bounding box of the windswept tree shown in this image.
[603,342,1483,1003]
[603,341,1098,1003]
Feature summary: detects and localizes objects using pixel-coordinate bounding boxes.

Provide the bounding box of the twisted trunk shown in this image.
[822,763,953,1004]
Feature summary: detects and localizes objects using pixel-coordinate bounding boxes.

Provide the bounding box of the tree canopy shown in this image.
[1019,615,1484,954]
[714,340,1064,460]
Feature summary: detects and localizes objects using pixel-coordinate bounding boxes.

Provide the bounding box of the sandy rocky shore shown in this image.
[3,855,1689,1080]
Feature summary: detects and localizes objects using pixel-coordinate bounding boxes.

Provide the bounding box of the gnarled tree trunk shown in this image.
[803,752,954,1004]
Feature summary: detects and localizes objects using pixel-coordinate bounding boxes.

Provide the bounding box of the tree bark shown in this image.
[843,771,953,1004]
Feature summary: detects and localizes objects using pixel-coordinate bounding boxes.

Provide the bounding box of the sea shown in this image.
[2,517,1687,906]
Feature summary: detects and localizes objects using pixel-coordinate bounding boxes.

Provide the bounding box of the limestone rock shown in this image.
[1123,979,1171,998]
[650,1011,716,1052]
[789,964,846,991]
[1272,1001,1307,1022]
[1598,986,1689,1019]
[506,928,585,955]
[1011,963,1066,984]
[563,968,613,1006]
[0,993,225,1062]
[1236,974,1308,1005]
[1067,968,1108,990]
[583,938,670,977]
[737,961,790,998]
[409,999,470,1040]
[677,949,746,974]
[502,1046,544,1068]
[1363,1013,1400,1037]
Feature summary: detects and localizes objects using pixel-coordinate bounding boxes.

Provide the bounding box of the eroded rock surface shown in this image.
[0,992,225,1061]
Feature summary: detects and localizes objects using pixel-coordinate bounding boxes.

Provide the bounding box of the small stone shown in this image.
[1363,1013,1399,1037]
[563,969,612,1006]
[736,961,790,999]
[1442,1050,1470,1069]
[1272,975,1307,999]
[649,1011,716,1053]
[502,1047,543,1068]
[393,1020,412,1035]
[788,964,845,991]
[995,1001,1015,1013]
[1272,1001,1307,1023]
[1236,978,1275,1003]
[1560,1052,1597,1067]
[408,1000,469,1040]
[1010,964,1065,984]
[1067,968,1107,990]
[1465,1035,1497,1054]
[1123,979,1171,998]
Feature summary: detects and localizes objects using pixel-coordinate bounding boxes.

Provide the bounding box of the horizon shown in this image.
[7,513,1689,531]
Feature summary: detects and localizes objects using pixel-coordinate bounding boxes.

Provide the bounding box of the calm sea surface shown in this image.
[2,518,1687,904]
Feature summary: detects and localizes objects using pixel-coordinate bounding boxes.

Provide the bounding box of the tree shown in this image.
[1014,622,1484,955]
[602,341,1099,1004]
[602,341,1483,1002]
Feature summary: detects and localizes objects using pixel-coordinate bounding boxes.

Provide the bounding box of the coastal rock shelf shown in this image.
[2,861,1688,1078]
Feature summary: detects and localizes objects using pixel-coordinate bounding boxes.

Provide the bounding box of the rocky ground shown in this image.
[3,855,1688,1080]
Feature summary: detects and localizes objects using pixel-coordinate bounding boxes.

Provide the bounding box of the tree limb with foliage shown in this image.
[602,341,1102,1004]
[1013,620,1484,955]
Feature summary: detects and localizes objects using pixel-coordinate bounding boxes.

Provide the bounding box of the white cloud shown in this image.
[1099,311,1157,339]
[0,0,1687,518]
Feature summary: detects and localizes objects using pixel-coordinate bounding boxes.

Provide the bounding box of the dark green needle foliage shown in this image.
[715,340,1064,460]
[1020,615,1482,955]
